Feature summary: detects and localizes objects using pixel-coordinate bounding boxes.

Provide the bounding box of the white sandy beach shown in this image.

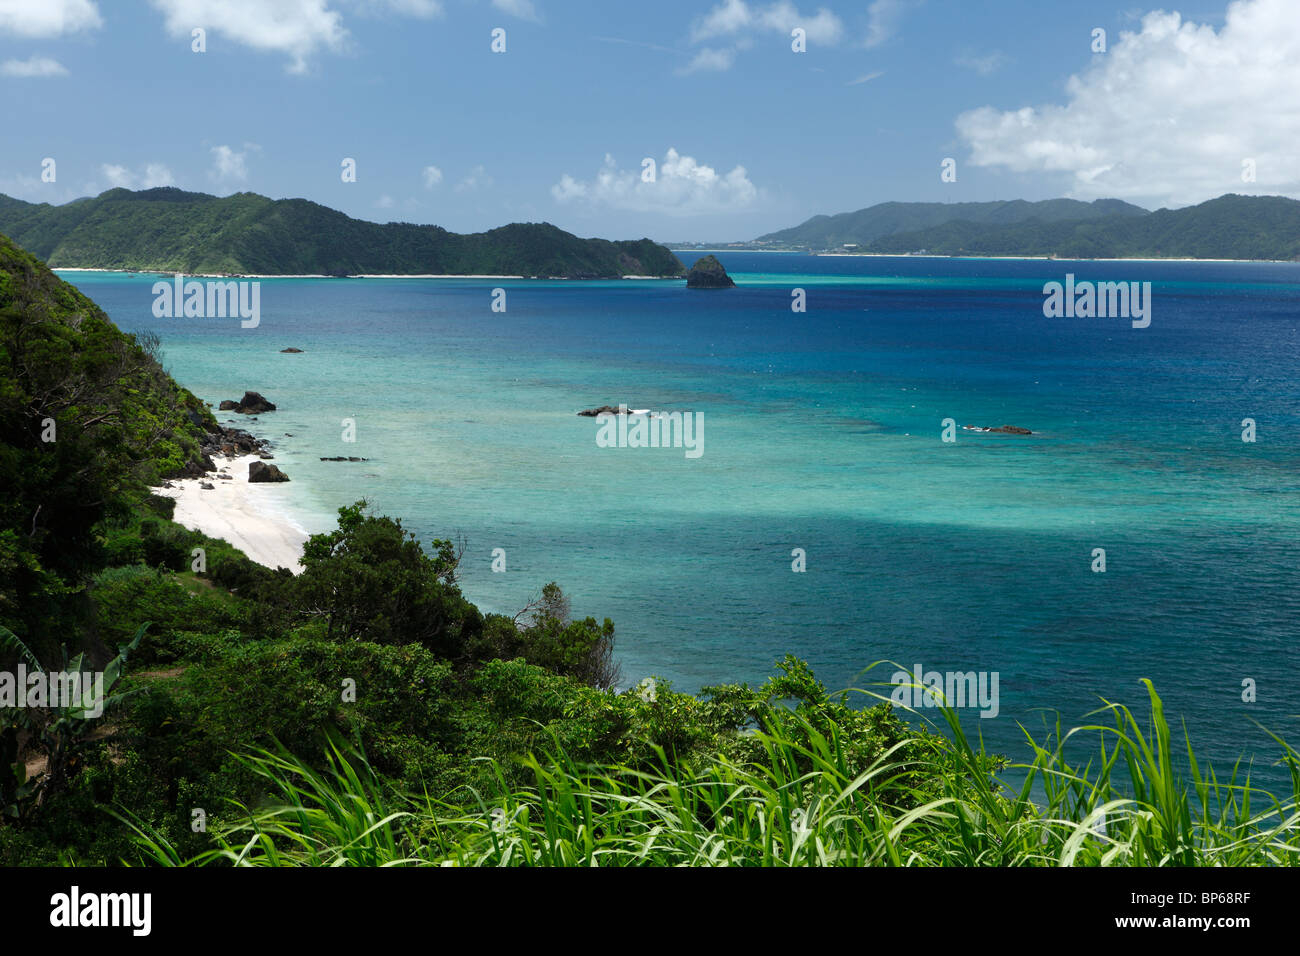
[154,454,308,572]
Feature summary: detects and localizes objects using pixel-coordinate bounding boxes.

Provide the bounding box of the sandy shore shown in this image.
[154,454,309,572]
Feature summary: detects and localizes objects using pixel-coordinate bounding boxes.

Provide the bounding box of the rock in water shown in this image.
[219,391,277,414]
[236,390,276,413]
[686,255,735,289]
[280,347,304,353]
[248,460,290,482]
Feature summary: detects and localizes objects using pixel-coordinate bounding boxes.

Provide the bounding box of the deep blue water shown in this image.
[63,253,1300,790]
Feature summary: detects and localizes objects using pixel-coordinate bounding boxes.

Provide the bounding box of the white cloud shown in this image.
[686,0,842,71]
[351,0,443,17]
[677,46,736,74]
[955,50,1007,76]
[102,163,176,189]
[149,0,349,73]
[955,0,1300,206]
[551,148,758,216]
[0,0,101,37]
[210,144,256,182]
[375,194,395,208]
[422,165,443,188]
[0,55,68,77]
[863,0,910,49]
[491,0,538,21]
[455,165,492,192]
[846,70,883,85]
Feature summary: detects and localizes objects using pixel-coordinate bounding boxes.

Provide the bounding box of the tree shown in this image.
[283,501,482,659]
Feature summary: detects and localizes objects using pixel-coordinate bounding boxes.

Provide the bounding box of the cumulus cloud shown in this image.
[685,0,842,71]
[0,0,101,37]
[955,0,1300,206]
[863,0,912,48]
[0,55,69,77]
[149,0,349,73]
[101,163,175,189]
[210,144,257,182]
[551,148,758,216]
[422,165,443,188]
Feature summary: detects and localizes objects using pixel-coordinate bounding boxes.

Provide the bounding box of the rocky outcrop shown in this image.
[964,424,1033,435]
[320,456,369,461]
[200,425,263,461]
[686,255,735,289]
[578,405,628,417]
[219,390,277,414]
[248,460,290,482]
[280,347,304,353]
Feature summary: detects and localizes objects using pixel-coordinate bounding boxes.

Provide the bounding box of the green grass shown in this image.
[121,681,1300,867]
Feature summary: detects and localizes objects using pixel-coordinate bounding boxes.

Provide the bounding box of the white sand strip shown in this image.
[154,454,308,573]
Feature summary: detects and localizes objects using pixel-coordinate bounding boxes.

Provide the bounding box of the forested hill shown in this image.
[756,194,1300,260]
[757,197,1148,248]
[853,194,1300,260]
[0,187,687,278]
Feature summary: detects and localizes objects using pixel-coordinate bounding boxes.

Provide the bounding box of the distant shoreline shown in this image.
[53,268,684,280]
[668,251,1299,264]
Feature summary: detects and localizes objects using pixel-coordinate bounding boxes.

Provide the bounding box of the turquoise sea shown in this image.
[64,254,1300,788]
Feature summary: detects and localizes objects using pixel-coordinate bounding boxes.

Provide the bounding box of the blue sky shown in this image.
[2,0,1296,241]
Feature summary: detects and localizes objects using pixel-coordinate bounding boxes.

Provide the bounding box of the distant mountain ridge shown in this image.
[757,198,1149,248]
[851,194,1300,260]
[0,187,687,278]
[754,194,1300,261]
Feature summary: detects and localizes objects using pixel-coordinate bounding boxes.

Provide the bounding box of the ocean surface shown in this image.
[63,254,1300,790]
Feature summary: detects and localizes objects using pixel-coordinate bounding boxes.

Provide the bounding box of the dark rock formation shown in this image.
[686,255,735,289]
[199,482,214,490]
[218,391,277,414]
[965,424,1033,435]
[248,460,290,482]
[578,405,631,417]
[280,347,304,353]
[320,456,370,461]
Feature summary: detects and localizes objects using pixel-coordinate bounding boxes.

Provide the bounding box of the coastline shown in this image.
[51,268,682,280]
[154,453,310,573]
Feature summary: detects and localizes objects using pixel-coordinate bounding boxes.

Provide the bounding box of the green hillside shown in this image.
[757,197,1148,248]
[857,194,1300,260]
[0,187,687,278]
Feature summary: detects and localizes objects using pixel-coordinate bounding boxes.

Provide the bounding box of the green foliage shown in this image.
[0,187,688,278]
[758,197,1149,248]
[860,194,1300,259]
[123,681,1300,867]
[0,623,147,822]
[271,500,483,658]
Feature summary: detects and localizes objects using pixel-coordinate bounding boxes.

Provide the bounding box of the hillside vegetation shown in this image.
[0,188,687,278]
[757,197,1148,248]
[756,194,1300,260]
